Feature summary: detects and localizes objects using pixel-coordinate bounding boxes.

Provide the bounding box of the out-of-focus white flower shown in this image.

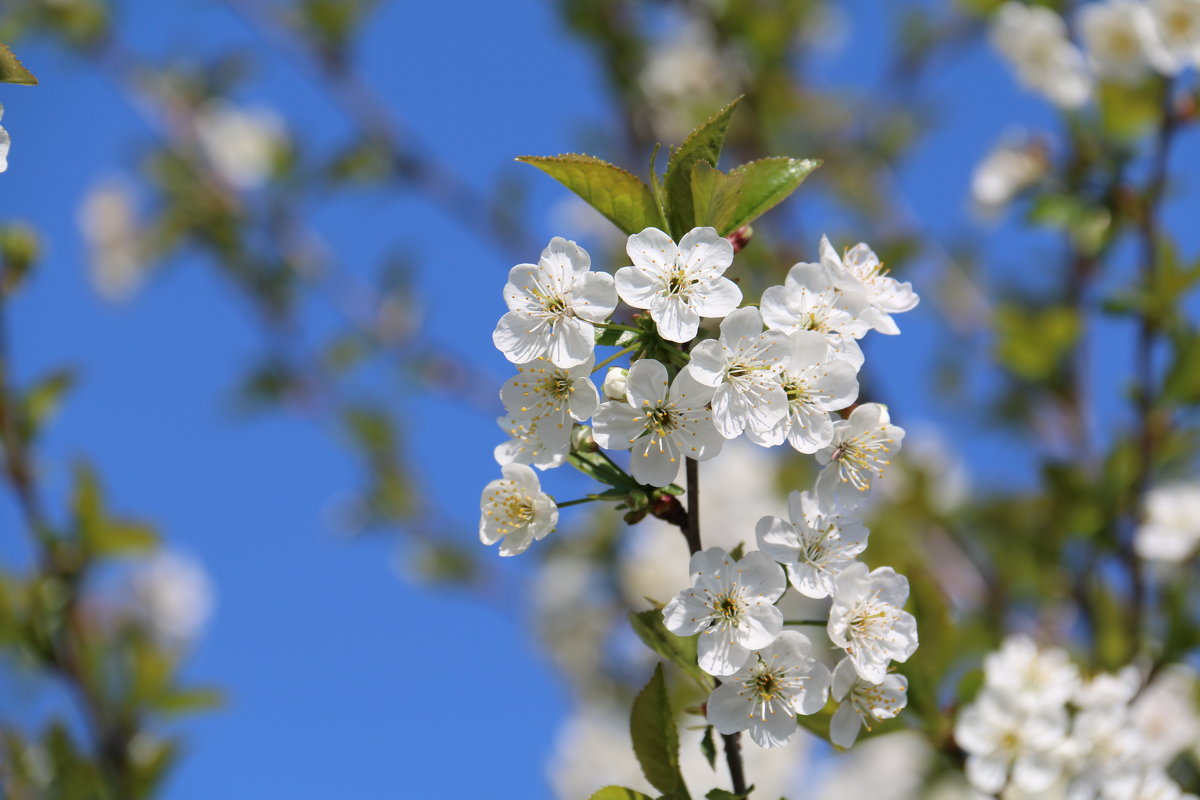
[1131,665,1200,766]
[1073,665,1141,710]
[494,237,617,368]
[756,489,868,600]
[685,307,790,439]
[827,563,918,684]
[601,366,628,401]
[592,359,723,487]
[815,403,906,508]
[990,3,1093,108]
[955,691,1070,795]
[479,463,558,556]
[80,180,147,302]
[1078,0,1175,83]
[533,556,612,692]
[822,237,918,335]
[0,102,9,173]
[830,657,909,747]
[708,630,832,747]
[971,136,1048,218]
[125,551,214,647]
[746,331,860,454]
[193,101,286,190]
[1135,482,1200,562]
[983,635,1081,712]
[663,547,786,676]
[638,20,746,141]
[1148,0,1200,71]
[615,227,741,343]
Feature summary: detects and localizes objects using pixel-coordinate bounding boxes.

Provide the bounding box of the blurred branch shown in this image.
[221,0,538,259]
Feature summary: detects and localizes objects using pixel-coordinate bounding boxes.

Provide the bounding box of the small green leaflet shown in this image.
[630,664,690,800]
[518,154,665,235]
[691,158,821,236]
[0,44,38,85]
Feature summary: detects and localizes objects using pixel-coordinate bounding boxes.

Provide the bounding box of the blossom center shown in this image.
[665,268,696,296]
[831,431,892,491]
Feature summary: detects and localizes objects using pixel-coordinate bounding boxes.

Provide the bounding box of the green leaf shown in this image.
[664,97,742,236]
[22,368,75,440]
[587,789,656,800]
[71,464,159,556]
[700,725,717,771]
[629,610,714,692]
[157,687,226,715]
[1165,330,1200,405]
[518,154,665,235]
[630,664,689,800]
[0,44,37,85]
[706,790,751,800]
[691,158,821,236]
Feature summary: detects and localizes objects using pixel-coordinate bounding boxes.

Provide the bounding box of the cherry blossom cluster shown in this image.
[477,222,921,750]
[954,635,1200,799]
[990,0,1200,110]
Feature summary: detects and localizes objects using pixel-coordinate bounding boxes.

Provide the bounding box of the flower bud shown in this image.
[570,424,597,453]
[602,366,629,401]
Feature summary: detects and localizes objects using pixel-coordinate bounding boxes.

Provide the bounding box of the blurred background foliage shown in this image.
[0,0,1197,797]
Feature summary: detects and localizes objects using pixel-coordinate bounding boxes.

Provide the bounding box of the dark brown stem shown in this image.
[683,457,702,555]
[683,457,747,796]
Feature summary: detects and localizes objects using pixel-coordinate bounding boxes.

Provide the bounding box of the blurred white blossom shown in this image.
[971,135,1048,218]
[990,3,1093,108]
[194,101,287,190]
[80,180,146,302]
[0,102,9,173]
[1135,481,1200,562]
[1078,0,1174,83]
[124,551,214,647]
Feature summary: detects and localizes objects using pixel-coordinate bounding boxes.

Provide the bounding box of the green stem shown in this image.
[592,345,637,374]
[591,320,641,333]
[555,495,609,508]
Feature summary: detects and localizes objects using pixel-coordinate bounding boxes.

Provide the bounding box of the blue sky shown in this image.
[0,0,1196,797]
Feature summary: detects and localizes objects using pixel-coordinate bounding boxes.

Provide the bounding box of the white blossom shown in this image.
[827,563,918,684]
[494,414,570,470]
[0,102,9,173]
[1148,0,1200,71]
[1135,481,1200,562]
[124,552,214,647]
[500,355,599,430]
[760,257,877,369]
[80,181,146,302]
[494,237,618,368]
[479,463,558,556]
[982,635,1081,712]
[592,359,723,486]
[601,366,629,401]
[746,331,860,453]
[663,547,786,676]
[830,657,909,748]
[990,2,1093,108]
[616,227,742,343]
[638,20,747,141]
[1078,0,1174,83]
[193,101,286,190]
[1130,664,1200,767]
[685,307,790,439]
[707,630,832,747]
[821,236,917,335]
[756,489,868,599]
[815,403,905,507]
[971,136,1048,217]
[955,691,1070,795]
